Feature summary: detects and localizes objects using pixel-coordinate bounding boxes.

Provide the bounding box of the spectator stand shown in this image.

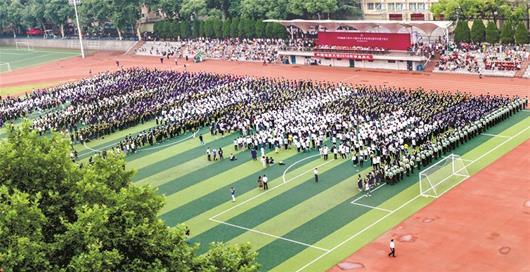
[265,19,452,71]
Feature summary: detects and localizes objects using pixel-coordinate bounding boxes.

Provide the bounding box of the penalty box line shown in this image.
[350,183,394,213]
[209,218,331,252]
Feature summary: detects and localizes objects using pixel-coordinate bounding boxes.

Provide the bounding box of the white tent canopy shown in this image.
[264,19,452,36]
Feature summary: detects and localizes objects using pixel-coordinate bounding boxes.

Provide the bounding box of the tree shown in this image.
[0,0,25,37]
[514,21,529,45]
[192,19,201,38]
[180,0,207,20]
[500,20,514,44]
[470,19,486,43]
[157,0,183,19]
[238,17,246,37]
[222,18,231,38]
[169,20,179,39]
[43,0,73,38]
[255,20,265,38]
[213,18,223,38]
[0,122,260,271]
[230,17,239,37]
[180,20,191,38]
[485,21,499,43]
[454,20,470,43]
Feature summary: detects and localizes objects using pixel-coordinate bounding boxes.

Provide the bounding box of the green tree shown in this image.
[454,20,470,43]
[192,19,201,38]
[43,0,73,38]
[500,20,514,44]
[514,21,529,45]
[222,18,231,38]
[180,0,207,20]
[255,20,265,38]
[213,18,224,38]
[0,0,25,37]
[470,19,485,43]
[230,17,239,37]
[157,0,183,19]
[180,20,191,38]
[0,122,260,271]
[199,20,206,37]
[169,20,179,39]
[238,17,246,37]
[485,21,499,43]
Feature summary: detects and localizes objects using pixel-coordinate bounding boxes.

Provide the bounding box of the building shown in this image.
[361,0,440,21]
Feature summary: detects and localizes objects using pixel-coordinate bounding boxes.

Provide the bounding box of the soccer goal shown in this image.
[0,63,11,72]
[15,41,33,50]
[419,154,470,198]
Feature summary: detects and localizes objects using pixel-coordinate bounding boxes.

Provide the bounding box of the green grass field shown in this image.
[0,46,80,73]
[57,110,528,271]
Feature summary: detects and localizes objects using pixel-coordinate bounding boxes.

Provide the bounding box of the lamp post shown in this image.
[69,0,85,59]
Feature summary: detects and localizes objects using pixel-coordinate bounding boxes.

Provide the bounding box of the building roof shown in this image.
[264,19,453,35]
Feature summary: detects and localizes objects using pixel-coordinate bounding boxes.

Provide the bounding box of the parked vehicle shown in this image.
[26,28,44,36]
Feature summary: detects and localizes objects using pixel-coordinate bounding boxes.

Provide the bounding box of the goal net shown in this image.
[419,154,470,198]
[0,63,11,73]
[15,41,33,50]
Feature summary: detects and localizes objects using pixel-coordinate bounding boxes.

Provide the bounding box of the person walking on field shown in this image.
[262,175,269,190]
[314,168,319,183]
[199,134,204,145]
[388,239,395,257]
[230,187,236,202]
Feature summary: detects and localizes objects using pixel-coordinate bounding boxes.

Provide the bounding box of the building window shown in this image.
[367,3,375,10]
[395,3,403,11]
[409,3,417,11]
[417,3,425,11]
[374,3,385,10]
[388,3,395,11]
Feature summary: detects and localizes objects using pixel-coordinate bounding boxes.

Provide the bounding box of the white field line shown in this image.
[209,218,330,252]
[4,53,54,65]
[295,126,529,272]
[350,203,393,213]
[350,183,385,204]
[481,133,510,138]
[210,157,335,221]
[282,154,321,183]
[294,194,421,272]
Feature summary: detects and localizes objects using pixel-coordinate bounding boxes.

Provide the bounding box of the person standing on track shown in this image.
[314,167,319,183]
[199,134,204,145]
[388,239,396,257]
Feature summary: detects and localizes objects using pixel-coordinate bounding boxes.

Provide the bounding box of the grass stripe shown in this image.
[130,132,237,181]
[192,160,357,253]
[146,143,248,192]
[159,147,318,217]
[182,154,345,237]
[228,165,370,250]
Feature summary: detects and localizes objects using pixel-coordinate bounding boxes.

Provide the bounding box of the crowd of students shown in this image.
[136,38,287,63]
[1,68,526,188]
[436,43,529,74]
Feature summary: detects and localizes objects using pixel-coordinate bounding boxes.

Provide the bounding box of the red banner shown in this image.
[317,32,411,51]
[313,52,373,60]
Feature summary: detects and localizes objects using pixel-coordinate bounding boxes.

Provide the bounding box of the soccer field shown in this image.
[67,110,529,271]
[0,46,80,72]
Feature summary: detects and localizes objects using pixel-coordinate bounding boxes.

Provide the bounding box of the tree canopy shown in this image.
[0,122,260,272]
[0,0,362,37]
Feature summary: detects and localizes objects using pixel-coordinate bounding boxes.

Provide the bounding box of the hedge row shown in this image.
[153,18,288,40]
